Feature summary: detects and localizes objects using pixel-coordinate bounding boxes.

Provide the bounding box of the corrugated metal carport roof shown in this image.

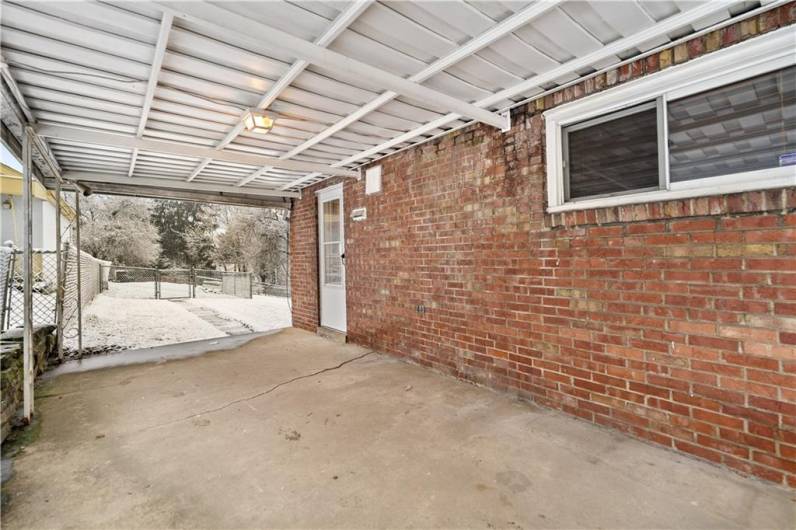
[0,0,779,200]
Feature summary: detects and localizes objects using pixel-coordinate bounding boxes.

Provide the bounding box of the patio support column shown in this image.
[55,172,63,360]
[21,127,34,421]
[75,189,82,356]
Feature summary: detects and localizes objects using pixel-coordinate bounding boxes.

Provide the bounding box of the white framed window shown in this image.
[544,27,796,213]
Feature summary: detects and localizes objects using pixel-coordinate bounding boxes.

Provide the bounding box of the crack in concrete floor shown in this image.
[138,350,377,433]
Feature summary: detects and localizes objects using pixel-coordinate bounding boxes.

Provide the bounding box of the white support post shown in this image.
[21,127,34,421]
[75,189,82,356]
[55,171,63,360]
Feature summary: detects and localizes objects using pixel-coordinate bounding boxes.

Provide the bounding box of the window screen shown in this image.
[668,65,796,182]
[565,103,660,199]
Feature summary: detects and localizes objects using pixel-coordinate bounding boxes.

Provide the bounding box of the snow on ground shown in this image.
[66,293,224,350]
[185,294,292,332]
[65,280,291,350]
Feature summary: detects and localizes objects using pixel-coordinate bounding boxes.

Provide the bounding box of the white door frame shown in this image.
[316,183,346,332]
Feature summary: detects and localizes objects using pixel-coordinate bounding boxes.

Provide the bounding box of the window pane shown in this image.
[565,104,660,199]
[323,199,340,242]
[668,66,796,182]
[324,242,342,285]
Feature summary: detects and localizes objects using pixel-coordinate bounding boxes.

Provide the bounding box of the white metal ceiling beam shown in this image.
[280,0,562,162]
[35,124,359,177]
[215,1,371,189]
[0,61,65,183]
[129,13,173,177]
[331,0,741,168]
[236,166,271,187]
[136,13,173,138]
[187,157,212,182]
[153,1,508,130]
[215,0,373,151]
[63,171,300,198]
[279,172,321,191]
[0,54,35,124]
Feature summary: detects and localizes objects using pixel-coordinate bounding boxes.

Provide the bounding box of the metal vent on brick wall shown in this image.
[351,207,367,221]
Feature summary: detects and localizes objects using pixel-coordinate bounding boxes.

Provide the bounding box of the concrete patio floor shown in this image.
[2,328,793,529]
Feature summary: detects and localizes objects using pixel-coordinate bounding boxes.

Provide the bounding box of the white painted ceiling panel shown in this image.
[21,1,161,44]
[0,0,772,194]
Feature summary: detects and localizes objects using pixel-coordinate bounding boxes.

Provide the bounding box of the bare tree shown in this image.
[214,208,287,283]
[81,196,161,266]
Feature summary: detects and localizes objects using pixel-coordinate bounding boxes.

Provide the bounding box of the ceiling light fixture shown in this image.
[243,109,277,134]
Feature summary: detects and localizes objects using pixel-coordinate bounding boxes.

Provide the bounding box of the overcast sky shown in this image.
[1,142,22,172]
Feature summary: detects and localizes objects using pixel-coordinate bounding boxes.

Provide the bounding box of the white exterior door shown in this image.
[318,184,346,332]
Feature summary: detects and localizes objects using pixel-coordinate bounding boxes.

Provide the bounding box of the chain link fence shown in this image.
[2,250,287,345]
[2,250,59,330]
[252,280,289,297]
[0,247,11,328]
[102,266,159,299]
[101,266,255,299]
[0,245,106,335]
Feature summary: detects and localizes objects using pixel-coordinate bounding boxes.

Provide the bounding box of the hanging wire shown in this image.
[4,59,144,83]
[167,89,249,112]
[5,58,250,112]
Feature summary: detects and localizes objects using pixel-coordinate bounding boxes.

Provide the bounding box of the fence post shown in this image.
[249,273,253,299]
[1,251,14,331]
[191,267,196,298]
[22,128,34,421]
[55,173,64,360]
[75,190,82,357]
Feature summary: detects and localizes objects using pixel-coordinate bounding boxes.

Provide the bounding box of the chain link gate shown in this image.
[2,250,59,330]
[100,266,251,300]
[157,269,193,300]
[1,246,107,340]
[101,266,158,299]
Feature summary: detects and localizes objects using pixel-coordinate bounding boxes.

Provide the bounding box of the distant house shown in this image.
[0,163,75,250]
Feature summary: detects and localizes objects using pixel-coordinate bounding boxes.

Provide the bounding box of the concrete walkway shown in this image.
[2,328,793,529]
[172,299,253,336]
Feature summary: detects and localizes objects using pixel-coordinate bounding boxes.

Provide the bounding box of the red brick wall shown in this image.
[290,6,796,486]
[289,185,316,331]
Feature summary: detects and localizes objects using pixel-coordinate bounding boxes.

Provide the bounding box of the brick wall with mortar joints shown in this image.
[290,4,796,486]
